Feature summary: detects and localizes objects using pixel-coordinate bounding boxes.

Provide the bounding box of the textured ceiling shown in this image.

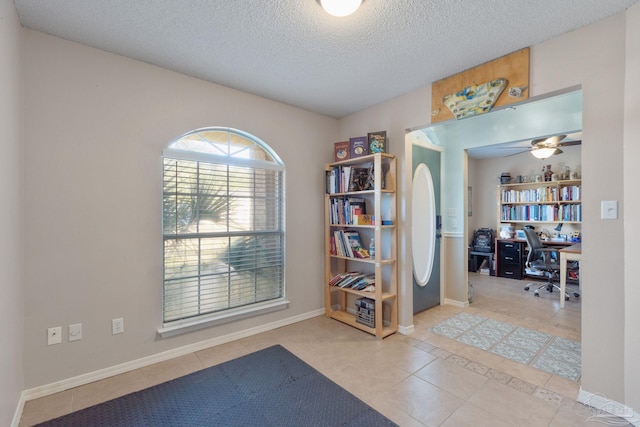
[12,0,640,118]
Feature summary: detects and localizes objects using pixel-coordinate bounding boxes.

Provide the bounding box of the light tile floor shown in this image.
[20,273,631,426]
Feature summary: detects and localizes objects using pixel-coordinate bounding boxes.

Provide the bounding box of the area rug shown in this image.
[37,345,396,426]
[429,312,581,381]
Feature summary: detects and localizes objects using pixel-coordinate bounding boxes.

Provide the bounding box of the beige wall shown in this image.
[0,0,24,424]
[21,29,336,388]
[343,11,633,408]
[624,1,640,414]
[531,15,627,402]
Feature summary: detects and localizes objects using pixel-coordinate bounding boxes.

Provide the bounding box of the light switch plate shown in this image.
[69,323,82,342]
[601,200,618,220]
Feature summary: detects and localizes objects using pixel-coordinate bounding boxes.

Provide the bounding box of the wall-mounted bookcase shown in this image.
[497,179,582,229]
[324,153,397,338]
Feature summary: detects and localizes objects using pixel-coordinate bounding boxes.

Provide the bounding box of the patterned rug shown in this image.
[429,312,581,381]
[36,345,396,426]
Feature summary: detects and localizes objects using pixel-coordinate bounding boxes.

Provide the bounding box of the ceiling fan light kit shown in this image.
[531,147,562,159]
[319,0,362,17]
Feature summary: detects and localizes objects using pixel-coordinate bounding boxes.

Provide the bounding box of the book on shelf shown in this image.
[343,229,365,258]
[338,273,364,288]
[333,230,346,257]
[342,166,352,194]
[561,185,581,201]
[333,141,350,162]
[367,130,387,153]
[328,272,352,287]
[340,230,354,257]
[329,235,336,255]
[345,197,366,224]
[350,136,368,158]
[349,166,373,192]
[350,274,375,290]
[353,214,373,226]
[326,168,336,194]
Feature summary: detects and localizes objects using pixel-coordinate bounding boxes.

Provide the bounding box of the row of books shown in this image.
[327,272,375,291]
[501,186,559,203]
[500,185,581,203]
[329,197,370,225]
[326,164,374,194]
[501,204,559,222]
[331,230,369,258]
[559,204,582,221]
[560,185,581,201]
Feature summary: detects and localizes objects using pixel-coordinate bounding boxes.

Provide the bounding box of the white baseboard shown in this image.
[18,308,325,406]
[11,396,25,427]
[578,388,640,426]
[444,298,469,308]
[398,324,415,335]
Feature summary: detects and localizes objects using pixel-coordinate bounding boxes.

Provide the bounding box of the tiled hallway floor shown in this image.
[20,273,631,426]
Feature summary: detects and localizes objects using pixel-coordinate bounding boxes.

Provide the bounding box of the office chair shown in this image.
[522,228,577,300]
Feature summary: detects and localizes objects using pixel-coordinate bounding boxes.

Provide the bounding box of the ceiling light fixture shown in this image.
[531,147,562,160]
[319,0,362,17]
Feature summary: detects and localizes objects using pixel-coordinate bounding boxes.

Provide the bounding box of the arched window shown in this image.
[160,127,286,336]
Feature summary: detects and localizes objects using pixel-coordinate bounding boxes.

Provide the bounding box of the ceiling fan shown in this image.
[501,134,582,159]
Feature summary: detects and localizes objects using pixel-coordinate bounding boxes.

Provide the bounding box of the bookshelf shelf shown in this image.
[327,309,396,338]
[328,255,396,265]
[325,153,397,338]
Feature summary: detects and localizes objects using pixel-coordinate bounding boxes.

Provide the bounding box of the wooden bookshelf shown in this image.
[325,153,397,338]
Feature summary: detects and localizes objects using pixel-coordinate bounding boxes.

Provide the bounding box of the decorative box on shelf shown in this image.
[355,297,375,328]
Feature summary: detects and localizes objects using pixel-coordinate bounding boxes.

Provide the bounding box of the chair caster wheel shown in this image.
[574,293,580,298]
[524,286,529,291]
[565,296,570,301]
[534,292,539,297]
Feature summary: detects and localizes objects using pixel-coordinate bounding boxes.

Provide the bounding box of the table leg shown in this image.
[560,252,567,309]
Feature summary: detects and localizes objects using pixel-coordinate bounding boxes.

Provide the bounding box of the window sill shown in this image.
[157,299,290,338]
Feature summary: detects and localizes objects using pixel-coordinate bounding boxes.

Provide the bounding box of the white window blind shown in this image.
[162,128,285,326]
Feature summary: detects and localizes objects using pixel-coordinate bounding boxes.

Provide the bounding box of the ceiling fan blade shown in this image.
[558,139,582,147]
[532,134,567,147]
[505,150,530,157]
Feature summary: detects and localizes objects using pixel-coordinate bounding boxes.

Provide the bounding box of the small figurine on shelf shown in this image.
[543,164,553,182]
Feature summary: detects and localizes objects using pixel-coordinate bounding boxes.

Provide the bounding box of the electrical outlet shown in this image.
[112,318,124,335]
[47,326,62,345]
[69,323,82,342]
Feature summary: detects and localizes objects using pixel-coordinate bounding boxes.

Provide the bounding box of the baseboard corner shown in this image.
[578,387,640,426]
[398,324,415,335]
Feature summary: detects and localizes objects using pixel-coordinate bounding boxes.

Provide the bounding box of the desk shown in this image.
[496,239,572,280]
[559,243,582,308]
